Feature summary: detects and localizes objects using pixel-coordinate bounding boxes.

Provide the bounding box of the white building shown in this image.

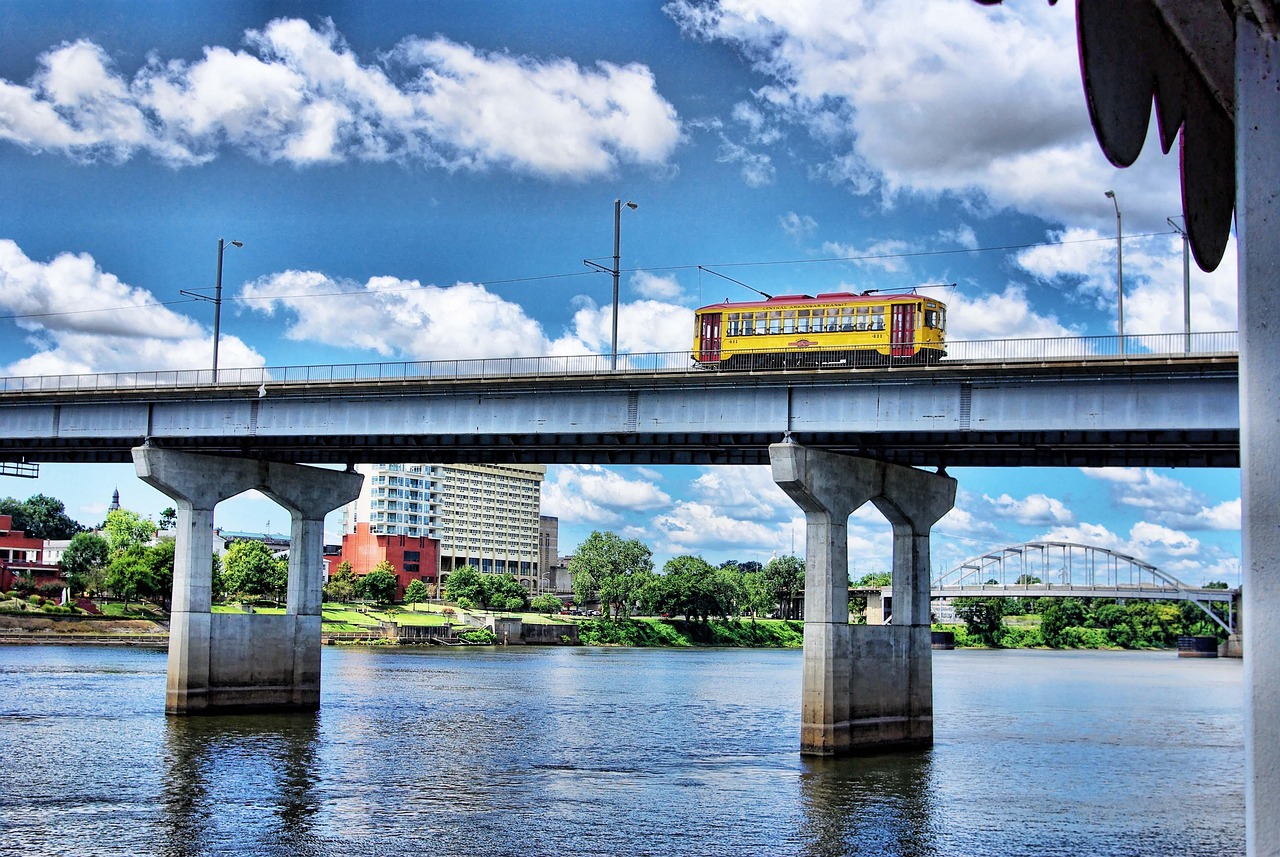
[343,463,546,591]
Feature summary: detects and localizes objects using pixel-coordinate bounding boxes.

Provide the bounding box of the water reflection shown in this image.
[161,713,321,857]
[799,750,937,856]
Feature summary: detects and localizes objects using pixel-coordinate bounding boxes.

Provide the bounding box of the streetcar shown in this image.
[692,291,947,370]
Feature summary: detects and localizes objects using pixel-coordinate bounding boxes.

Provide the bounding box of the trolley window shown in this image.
[870,306,885,330]
[740,312,754,335]
[726,312,740,336]
[796,309,811,333]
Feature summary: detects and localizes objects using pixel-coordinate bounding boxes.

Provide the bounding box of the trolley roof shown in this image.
[694,291,943,313]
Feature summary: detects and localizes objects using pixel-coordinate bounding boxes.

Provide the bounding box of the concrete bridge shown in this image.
[0,342,1241,746]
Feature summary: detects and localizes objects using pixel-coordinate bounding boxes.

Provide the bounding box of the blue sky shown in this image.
[0,1,1241,585]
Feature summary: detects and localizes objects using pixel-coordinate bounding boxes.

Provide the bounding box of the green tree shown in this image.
[658,555,723,622]
[0,494,86,540]
[444,565,486,609]
[484,574,529,612]
[325,561,358,603]
[105,544,154,608]
[569,531,653,619]
[144,539,176,603]
[61,532,111,595]
[1039,597,1088,647]
[221,539,283,602]
[740,568,776,620]
[361,561,398,605]
[103,508,158,553]
[954,597,1010,646]
[763,555,805,620]
[158,507,177,530]
[403,578,429,610]
[530,593,562,615]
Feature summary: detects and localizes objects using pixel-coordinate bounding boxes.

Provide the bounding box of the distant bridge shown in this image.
[929,541,1237,633]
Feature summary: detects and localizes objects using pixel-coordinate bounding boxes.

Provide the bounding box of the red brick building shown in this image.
[338,523,440,601]
[0,514,61,594]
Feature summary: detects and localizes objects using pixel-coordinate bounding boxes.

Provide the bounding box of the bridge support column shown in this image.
[133,446,363,714]
[771,442,955,756]
[1237,17,1280,854]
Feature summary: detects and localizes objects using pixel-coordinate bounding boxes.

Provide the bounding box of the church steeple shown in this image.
[108,488,120,512]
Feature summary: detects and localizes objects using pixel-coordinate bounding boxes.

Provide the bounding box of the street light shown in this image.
[184,237,243,380]
[1104,190,1124,354]
[584,199,637,371]
[1168,215,1192,353]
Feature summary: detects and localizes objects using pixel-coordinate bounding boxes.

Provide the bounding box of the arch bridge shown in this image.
[929,541,1237,634]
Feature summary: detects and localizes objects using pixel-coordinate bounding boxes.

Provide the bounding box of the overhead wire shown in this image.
[0,229,1178,324]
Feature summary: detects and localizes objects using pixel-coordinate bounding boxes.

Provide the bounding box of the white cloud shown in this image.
[1084,469,1241,531]
[542,465,673,526]
[689,465,794,521]
[780,211,817,240]
[985,492,1076,527]
[945,283,1077,342]
[630,271,686,301]
[820,238,911,274]
[651,500,788,554]
[0,239,263,375]
[717,134,774,186]
[0,18,682,178]
[549,297,695,356]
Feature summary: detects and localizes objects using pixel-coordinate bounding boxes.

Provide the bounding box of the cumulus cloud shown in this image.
[945,283,1077,343]
[688,465,793,521]
[1084,468,1240,531]
[0,18,682,178]
[985,492,1076,527]
[0,239,263,375]
[667,1,1210,247]
[542,465,673,526]
[238,272,694,360]
[820,238,911,274]
[630,271,686,301]
[780,211,817,240]
[652,500,790,554]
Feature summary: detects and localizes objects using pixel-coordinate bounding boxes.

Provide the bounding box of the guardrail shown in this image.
[0,330,1239,394]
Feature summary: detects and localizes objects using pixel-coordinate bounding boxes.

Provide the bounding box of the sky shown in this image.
[0,0,1242,586]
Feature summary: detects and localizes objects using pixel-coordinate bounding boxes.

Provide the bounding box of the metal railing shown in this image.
[0,331,1239,394]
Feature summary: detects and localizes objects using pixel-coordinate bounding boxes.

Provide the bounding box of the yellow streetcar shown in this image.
[692,291,947,370]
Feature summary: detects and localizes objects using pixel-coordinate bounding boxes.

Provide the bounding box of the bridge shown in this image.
[878,541,1237,635]
[0,332,1240,469]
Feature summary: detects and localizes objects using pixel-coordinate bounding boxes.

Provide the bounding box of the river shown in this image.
[0,645,1243,856]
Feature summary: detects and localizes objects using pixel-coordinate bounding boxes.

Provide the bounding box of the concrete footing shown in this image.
[132,446,363,714]
[770,442,955,756]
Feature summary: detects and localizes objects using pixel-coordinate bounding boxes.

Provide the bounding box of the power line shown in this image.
[0,229,1177,324]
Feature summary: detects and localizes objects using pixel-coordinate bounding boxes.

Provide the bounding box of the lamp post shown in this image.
[212,238,243,378]
[1168,216,1192,353]
[610,199,637,370]
[1104,190,1124,354]
[583,200,637,370]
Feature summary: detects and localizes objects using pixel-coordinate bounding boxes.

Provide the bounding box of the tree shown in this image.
[221,539,284,602]
[61,532,111,595]
[103,508,158,553]
[954,597,1009,647]
[658,555,723,622]
[484,574,529,612]
[531,593,562,615]
[325,561,358,603]
[740,568,775,620]
[105,545,154,608]
[444,565,486,609]
[158,507,177,530]
[763,555,805,620]
[569,531,653,619]
[404,579,429,611]
[361,561,398,605]
[144,538,176,603]
[0,494,85,540]
[1039,597,1088,647]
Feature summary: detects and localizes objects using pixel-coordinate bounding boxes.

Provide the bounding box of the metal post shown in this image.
[212,238,225,379]
[1169,217,1192,353]
[1105,190,1124,354]
[611,199,621,372]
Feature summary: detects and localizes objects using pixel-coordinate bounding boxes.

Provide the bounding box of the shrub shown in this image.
[0,592,9,601]
[1057,625,1112,649]
[457,627,497,645]
[999,626,1046,648]
[28,595,43,606]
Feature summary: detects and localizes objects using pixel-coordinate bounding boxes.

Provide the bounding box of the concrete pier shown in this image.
[770,442,955,756]
[133,446,362,714]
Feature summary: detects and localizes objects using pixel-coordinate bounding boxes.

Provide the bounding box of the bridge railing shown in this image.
[0,331,1239,393]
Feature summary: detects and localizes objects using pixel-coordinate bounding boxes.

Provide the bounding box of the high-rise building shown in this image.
[342,463,546,591]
